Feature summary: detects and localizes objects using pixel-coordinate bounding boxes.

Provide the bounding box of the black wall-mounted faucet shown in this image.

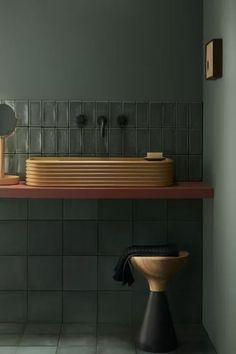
[117,114,128,127]
[97,116,107,138]
[76,114,87,127]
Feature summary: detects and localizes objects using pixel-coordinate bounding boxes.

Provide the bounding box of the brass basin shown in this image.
[26,157,174,187]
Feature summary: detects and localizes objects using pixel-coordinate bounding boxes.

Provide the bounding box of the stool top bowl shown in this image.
[131,251,189,292]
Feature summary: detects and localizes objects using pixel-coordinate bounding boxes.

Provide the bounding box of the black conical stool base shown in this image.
[137,291,177,353]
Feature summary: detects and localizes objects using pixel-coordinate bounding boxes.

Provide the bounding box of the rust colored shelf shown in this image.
[0,181,214,199]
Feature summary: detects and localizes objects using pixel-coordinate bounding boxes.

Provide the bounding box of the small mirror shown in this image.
[0,103,17,137]
[0,103,19,185]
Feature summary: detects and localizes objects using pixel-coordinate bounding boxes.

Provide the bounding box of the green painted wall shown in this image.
[203,0,236,353]
[0,0,202,101]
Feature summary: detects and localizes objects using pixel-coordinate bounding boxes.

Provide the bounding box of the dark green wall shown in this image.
[0,0,202,100]
[203,0,236,353]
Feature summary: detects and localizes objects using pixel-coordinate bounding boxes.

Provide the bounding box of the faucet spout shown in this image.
[98,116,107,138]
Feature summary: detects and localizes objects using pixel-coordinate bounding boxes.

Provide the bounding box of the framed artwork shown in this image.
[205,39,222,80]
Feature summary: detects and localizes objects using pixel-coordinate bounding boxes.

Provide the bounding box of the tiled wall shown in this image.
[0,198,202,325]
[2,100,203,181]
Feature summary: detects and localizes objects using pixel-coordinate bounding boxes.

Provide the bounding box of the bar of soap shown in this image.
[146,152,163,159]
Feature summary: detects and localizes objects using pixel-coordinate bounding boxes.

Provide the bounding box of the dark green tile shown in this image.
[99,200,132,220]
[137,129,149,156]
[150,103,163,127]
[16,128,29,153]
[83,102,96,128]
[176,103,189,128]
[29,101,41,126]
[137,103,148,128]
[57,101,69,127]
[167,200,202,221]
[16,347,57,354]
[28,200,62,220]
[42,101,56,127]
[176,130,188,154]
[69,101,82,127]
[134,200,167,220]
[0,199,27,220]
[0,323,24,334]
[63,221,97,255]
[98,292,132,324]
[189,130,202,154]
[28,256,62,290]
[63,256,97,290]
[0,292,27,322]
[57,347,96,354]
[19,334,58,346]
[24,323,61,334]
[28,221,62,255]
[28,292,62,322]
[0,334,21,346]
[175,155,189,181]
[124,103,136,128]
[163,128,176,154]
[189,155,202,181]
[133,221,167,245]
[63,200,97,220]
[110,102,122,128]
[124,129,136,156]
[189,103,202,129]
[29,127,42,154]
[58,334,96,347]
[63,291,97,323]
[42,128,56,154]
[163,103,176,127]
[98,221,132,255]
[0,221,27,255]
[57,129,69,155]
[109,129,122,155]
[0,256,27,290]
[69,129,82,155]
[15,101,29,127]
[61,323,96,335]
[150,128,162,151]
[82,129,96,154]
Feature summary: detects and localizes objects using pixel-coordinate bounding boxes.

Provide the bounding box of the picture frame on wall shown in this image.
[205,38,222,80]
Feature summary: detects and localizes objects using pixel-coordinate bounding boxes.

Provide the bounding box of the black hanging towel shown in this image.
[113,244,179,286]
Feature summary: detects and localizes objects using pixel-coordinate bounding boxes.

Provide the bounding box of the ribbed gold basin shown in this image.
[26,157,174,187]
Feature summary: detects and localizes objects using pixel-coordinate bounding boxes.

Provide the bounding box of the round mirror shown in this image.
[0,103,17,137]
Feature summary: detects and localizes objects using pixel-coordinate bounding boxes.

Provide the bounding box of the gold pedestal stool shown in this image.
[131,251,189,353]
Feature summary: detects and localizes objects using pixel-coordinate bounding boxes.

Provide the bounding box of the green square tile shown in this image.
[167,200,202,221]
[63,256,97,290]
[134,200,167,220]
[0,323,24,334]
[61,324,96,335]
[28,200,62,220]
[28,292,62,322]
[0,334,21,346]
[16,348,56,354]
[98,222,132,255]
[63,291,97,323]
[0,292,27,322]
[97,335,135,351]
[133,221,167,245]
[0,221,27,255]
[58,334,96,347]
[0,348,17,354]
[99,200,132,220]
[0,199,27,220]
[28,221,62,255]
[19,334,59,346]
[0,256,27,290]
[57,347,96,354]
[63,221,97,255]
[24,323,61,335]
[63,200,97,220]
[98,292,132,324]
[28,256,62,290]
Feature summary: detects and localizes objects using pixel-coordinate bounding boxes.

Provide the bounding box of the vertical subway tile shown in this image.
[176,130,188,154]
[96,102,109,126]
[29,101,41,126]
[83,102,96,128]
[96,129,108,155]
[29,128,41,154]
[124,129,136,156]
[150,129,162,151]
[82,129,96,155]
[175,155,189,181]
[15,154,28,179]
[109,129,122,155]
[16,127,29,153]
[5,134,16,153]
[15,101,29,126]
[163,128,176,154]
[189,155,202,181]
[137,103,148,128]
[57,129,69,155]
[110,102,122,128]
[189,130,202,154]
[124,102,136,127]
[150,103,163,127]
[69,101,82,127]
[0,199,27,219]
[42,101,56,127]
[42,128,56,155]
[69,129,81,155]
[57,101,69,127]
[5,154,15,175]
[137,129,149,156]
[163,103,176,127]
[176,103,189,128]
[189,103,203,129]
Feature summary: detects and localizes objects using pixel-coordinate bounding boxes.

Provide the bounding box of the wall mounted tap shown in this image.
[76,114,87,127]
[117,114,128,127]
[97,116,107,138]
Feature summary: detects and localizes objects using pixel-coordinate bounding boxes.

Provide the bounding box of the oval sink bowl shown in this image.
[26,157,174,187]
